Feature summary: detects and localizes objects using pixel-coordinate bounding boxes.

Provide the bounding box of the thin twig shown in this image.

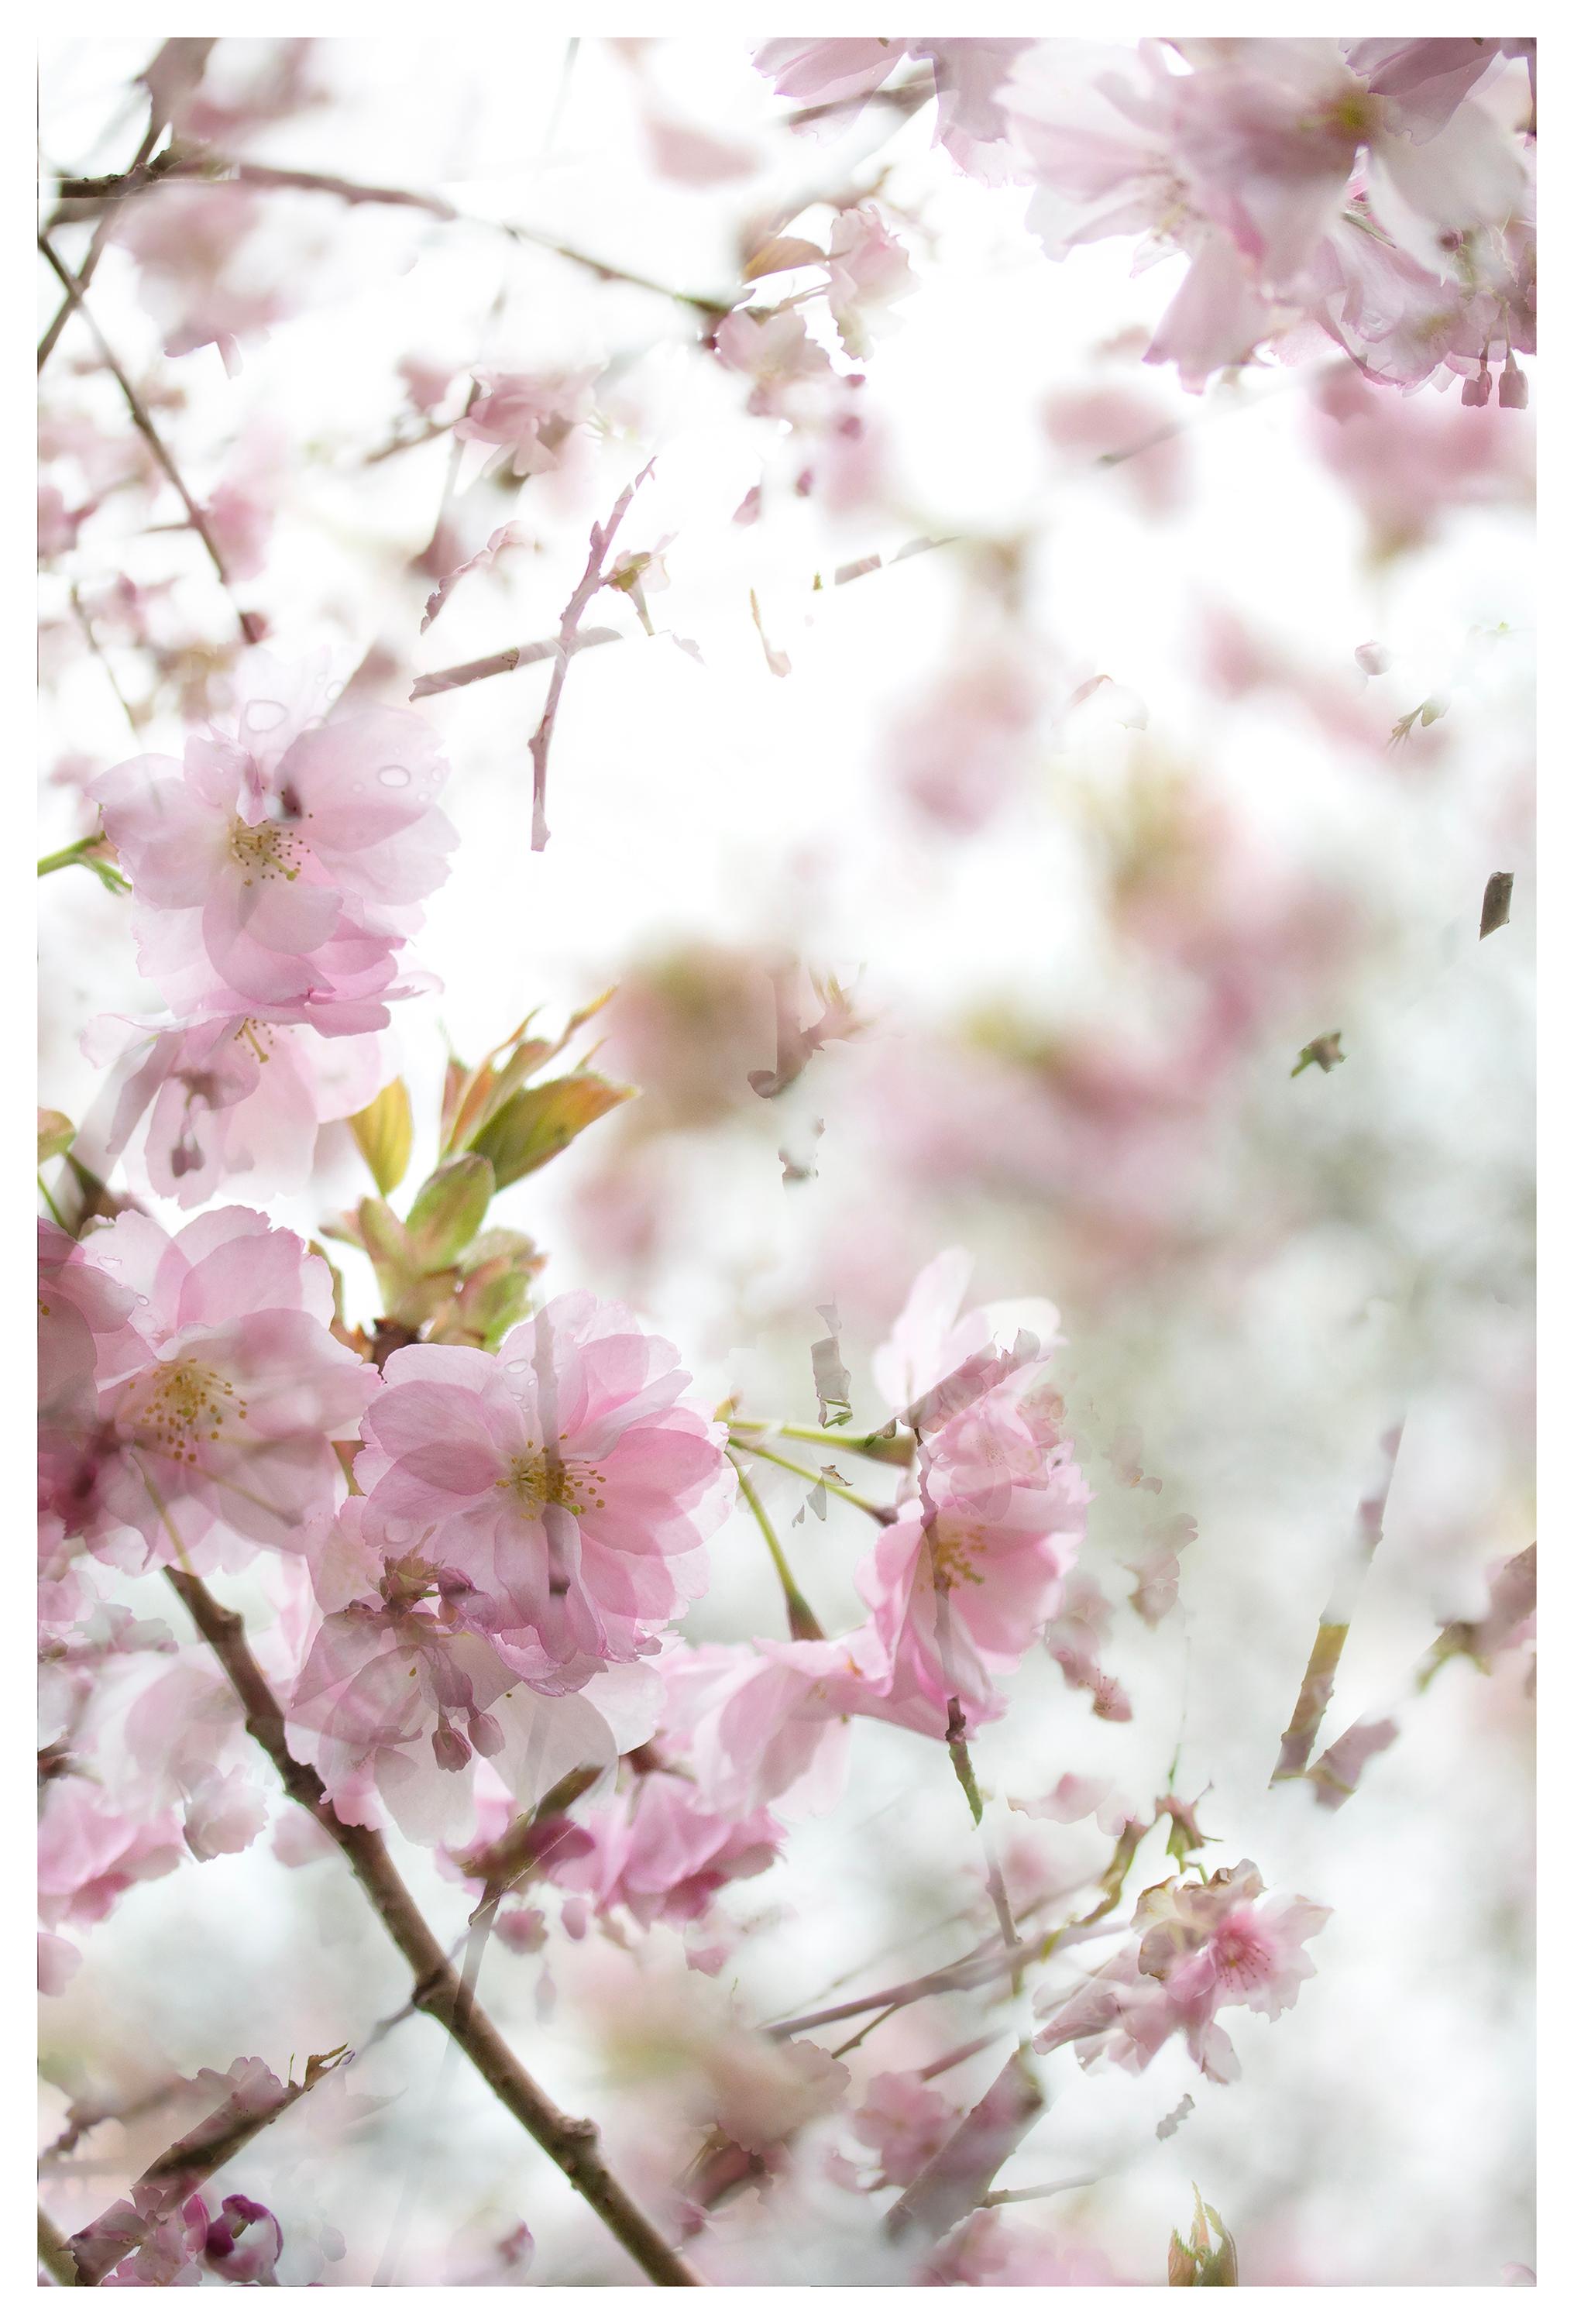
[161,1567,703,2288]
[38,105,167,373]
[37,236,262,647]
[409,538,954,703]
[526,466,653,851]
[727,1432,897,1525]
[725,1447,825,1642]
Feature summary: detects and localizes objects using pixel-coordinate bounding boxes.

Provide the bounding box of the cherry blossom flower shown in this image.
[38,1773,184,1934]
[551,1765,783,1929]
[53,1207,369,1573]
[114,181,293,372]
[713,309,835,417]
[823,203,916,359]
[840,2070,961,2191]
[659,1632,888,1817]
[90,652,455,1019]
[354,1295,733,1691]
[754,40,1031,184]
[455,370,599,477]
[81,1009,388,1207]
[1033,1860,1330,2082]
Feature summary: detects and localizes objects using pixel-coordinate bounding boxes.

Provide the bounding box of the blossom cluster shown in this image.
[81,655,454,1205]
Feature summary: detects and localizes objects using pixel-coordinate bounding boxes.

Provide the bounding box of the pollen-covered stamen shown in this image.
[229,818,308,887]
[925,1513,988,1589]
[124,1359,249,1466]
[234,1019,277,1067]
[500,1440,609,1520]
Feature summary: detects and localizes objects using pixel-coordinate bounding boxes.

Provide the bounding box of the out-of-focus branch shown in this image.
[762,1920,1114,2040]
[883,2046,1043,2245]
[38,2205,79,2284]
[36,236,263,647]
[162,1567,703,2288]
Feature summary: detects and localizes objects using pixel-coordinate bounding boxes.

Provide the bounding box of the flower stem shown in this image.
[726,1432,896,1524]
[725,1449,824,1640]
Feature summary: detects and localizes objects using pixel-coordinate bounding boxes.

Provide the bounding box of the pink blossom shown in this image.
[661,1633,888,1817]
[53,1207,369,1572]
[754,40,1030,184]
[38,1773,184,1931]
[115,180,291,371]
[847,2069,961,2188]
[455,370,598,477]
[552,1765,783,1928]
[355,1296,733,1690]
[81,1009,387,1207]
[1034,1860,1330,2082]
[823,203,916,359]
[881,642,1044,834]
[713,308,835,417]
[90,651,454,1020]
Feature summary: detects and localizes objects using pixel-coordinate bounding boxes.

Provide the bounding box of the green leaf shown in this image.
[38,1109,75,1166]
[348,1079,414,1195]
[404,1154,495,1271]
[467,1071,635,1190]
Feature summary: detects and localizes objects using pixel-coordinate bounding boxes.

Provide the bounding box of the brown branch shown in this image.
[67,2050,349,2286]
[50,150,727,315]
[38,2205,80,2284]
[526,466,653,851]
[36,236,262,647]
[161,1568,701,2287]
[762,1920,1112,2040]
[39,118,166,374]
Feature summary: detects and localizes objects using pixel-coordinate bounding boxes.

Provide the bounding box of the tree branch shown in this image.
[525,466,653,851]
[36,236,263,647]
[161,1567,703,2288]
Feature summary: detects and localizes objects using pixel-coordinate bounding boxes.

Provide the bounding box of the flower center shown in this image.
[126,1360,247,1465]
[500,1442,607,1518]
[1211,1918,1272,1991]
[229,819,306,886]
[926,1514,988,1589]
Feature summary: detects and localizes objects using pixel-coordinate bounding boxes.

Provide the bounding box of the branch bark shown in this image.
[162,1568,703,2287]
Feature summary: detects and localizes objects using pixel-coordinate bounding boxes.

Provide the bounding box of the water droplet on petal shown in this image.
[244,699,287,733]
[379,766,411,789]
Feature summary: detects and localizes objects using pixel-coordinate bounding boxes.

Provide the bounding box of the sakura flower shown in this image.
[855,1483,1082,1738]
[455,370,598,477]
[754,40,1030,184]
[38,1773,184,1932]
[1033,1860,1330,2083]
[39,1219,151,1546]
[552,1765,783,1929]
[90,651,455,1019]
[823,203,916,359]
[355,1295,733,1691]
[713,308,835,417]
[660,1632,888,1818]
[81,1009,388,1208]
[56,1207,369,1572]
[114,180,292,371]
[881,645,1045,834]
[844,2070,961,2189]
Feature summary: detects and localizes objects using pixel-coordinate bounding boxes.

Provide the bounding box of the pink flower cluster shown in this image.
[1002,38,1534,397]
[1033,1858,1330,2082]
[83,653,453,1205]
[759,38,1536,401]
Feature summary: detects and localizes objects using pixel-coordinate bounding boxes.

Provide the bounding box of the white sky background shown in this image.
[37,36,1534,2289]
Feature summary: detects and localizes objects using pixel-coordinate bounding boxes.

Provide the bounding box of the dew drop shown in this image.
[243,699,287,733]
[378,765,411,789]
